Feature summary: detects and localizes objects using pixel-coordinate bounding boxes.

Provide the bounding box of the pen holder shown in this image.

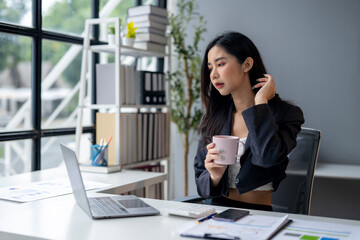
[91,145,108,166]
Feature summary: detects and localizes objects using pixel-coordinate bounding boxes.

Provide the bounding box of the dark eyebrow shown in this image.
[207,57,227,66]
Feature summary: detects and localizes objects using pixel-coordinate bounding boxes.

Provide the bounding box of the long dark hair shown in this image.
[199,32,268,145]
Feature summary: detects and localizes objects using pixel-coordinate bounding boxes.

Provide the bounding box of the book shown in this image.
[127,14,168,25]
[96,63,140,105]
[164,113,169,156]
[95,63,128,105]
[128,113,136,164]
[128,5,168,18]
[120,64,126,104]
[125,65,131,105]
[124,113,130,165]
[79,164,121,173]
[133,20,167,31]
[121,113,128,165]
[137,113,143,162]
[153,113,159,159]
[148,113,154,160]
[136,33,168,45]
[96,112,143,166]
[96,63,115,104]
[159,113,164,158]
[137,27,166,36]
[142,113,148,161]
[134,41,166,54]
[124,65,136,105]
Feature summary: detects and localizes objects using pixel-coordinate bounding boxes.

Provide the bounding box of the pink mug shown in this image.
[212,135,245,165]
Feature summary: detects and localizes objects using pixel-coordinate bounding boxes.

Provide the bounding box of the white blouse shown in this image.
[228,137,274,191]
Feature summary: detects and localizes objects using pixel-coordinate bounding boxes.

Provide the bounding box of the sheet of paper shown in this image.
[0,178,110,202]
[181,214,289,240]
[272,218,360,240]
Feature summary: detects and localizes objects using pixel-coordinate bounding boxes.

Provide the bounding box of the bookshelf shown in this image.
[75,17,170,199]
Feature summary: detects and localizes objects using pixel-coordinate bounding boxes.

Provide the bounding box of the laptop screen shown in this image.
[60,143,93,218]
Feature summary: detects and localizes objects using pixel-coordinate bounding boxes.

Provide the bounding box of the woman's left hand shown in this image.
[253,74,276,105]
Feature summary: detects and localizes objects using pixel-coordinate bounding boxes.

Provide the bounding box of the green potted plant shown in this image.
[168,0,206,195]
[123,21,138,47]
[107,25,116,45]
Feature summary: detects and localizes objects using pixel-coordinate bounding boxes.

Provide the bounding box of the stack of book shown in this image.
[96,112,170,166]
[127,5,168,53]
[96,63,166,106]
[96,63,137,106]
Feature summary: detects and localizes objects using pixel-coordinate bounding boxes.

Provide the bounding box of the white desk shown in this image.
[0,167,167,217]
[285,163,360,178]
[0,169,359,240]
[311,163,360,220]
[315,163,360,180]
[1,196,360,240]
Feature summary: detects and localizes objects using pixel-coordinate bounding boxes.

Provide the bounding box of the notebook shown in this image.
[59,143,160,219]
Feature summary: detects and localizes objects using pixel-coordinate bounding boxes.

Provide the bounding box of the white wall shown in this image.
[170,0,360,200]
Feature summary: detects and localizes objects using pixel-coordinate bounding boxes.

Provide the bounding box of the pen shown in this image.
[204,233,240,240]
[95,136,112,164]
[197,213,216,224]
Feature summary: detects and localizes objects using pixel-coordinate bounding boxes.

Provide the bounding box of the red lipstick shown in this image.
[215,82,224,89]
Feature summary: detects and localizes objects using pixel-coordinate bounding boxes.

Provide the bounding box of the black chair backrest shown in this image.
[272,127,321,215]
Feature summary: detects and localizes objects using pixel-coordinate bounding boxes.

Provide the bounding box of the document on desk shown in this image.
[180,214,290,240]
[272,218,360,240]
[0,177,110,202]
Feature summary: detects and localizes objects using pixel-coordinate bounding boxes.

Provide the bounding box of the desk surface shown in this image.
[286,163,360,180]
[0,168,359,240]
[315,163,360,180]
[0,167,167,190]
[0,167,166,216]
[0,196,360,240]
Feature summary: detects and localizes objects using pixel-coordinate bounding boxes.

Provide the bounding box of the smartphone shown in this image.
[212,209,250,222]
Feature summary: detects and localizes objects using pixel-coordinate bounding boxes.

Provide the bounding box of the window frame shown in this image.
[0,0,166,173]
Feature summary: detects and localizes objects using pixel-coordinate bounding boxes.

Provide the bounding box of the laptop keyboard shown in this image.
[89,197,129,216]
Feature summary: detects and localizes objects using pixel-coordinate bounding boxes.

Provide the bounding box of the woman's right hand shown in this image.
[205,142,227,187]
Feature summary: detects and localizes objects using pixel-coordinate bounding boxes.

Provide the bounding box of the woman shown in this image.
[194,32,304,211]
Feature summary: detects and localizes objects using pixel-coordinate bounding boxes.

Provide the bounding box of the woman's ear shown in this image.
[243,57,254,73]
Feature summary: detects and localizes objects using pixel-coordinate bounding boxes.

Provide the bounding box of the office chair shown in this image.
[271,127,321,215]
[174,127,321,215]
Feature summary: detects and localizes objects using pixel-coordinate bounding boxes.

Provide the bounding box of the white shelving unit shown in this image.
[75,17,170,198]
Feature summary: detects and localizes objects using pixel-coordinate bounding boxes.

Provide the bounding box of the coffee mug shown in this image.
[212,135,245,165]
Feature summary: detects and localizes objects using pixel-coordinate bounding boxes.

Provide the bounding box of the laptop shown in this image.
[59,143,160,219]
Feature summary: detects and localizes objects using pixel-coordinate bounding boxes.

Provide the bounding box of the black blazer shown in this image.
[194,96,304,199]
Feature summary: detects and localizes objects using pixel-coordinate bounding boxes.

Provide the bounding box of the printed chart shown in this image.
[181,215,289,240]
[0,178,110,202]
[273,219,360,240]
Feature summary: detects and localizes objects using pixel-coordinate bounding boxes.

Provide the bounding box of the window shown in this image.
[0,33,32,131]
[0,0,166,177]
[0,0,32,27]
[98,0,135,43]
[0,139,32,176]
[41,40,84,128]
[42,0,91,36]
[41,133,92,170]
